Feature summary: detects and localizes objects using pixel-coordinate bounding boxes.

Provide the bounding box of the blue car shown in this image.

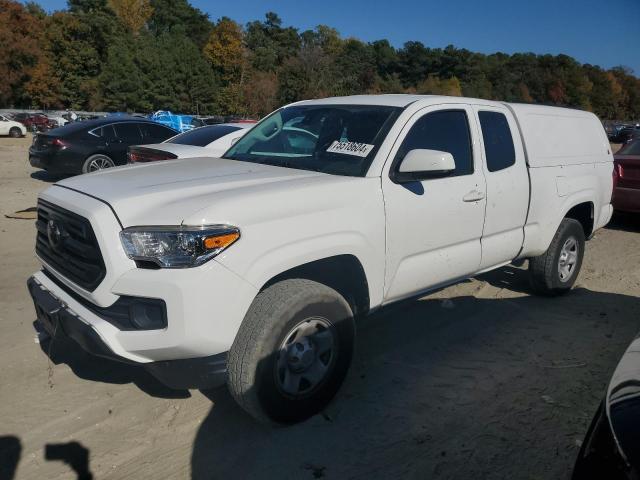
[149,111,203,133]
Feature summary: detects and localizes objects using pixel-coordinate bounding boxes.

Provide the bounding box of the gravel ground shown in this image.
[0,135,639,480]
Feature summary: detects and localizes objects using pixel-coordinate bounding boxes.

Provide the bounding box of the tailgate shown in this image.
[615,155,640,189]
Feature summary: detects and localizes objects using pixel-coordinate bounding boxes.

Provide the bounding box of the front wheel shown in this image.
[529,218,585,296]
[9,127,22,138]
[227,279,355,425]
[82,154,115,173]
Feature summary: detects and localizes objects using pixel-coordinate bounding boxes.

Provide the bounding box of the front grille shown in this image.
[35,199,106,291]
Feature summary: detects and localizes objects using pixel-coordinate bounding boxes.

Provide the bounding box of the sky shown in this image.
[31,0,640,74]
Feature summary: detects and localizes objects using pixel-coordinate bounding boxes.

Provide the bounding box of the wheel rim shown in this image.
[558,236,579,282]
[88,156,113,172]
[275,317,337,397]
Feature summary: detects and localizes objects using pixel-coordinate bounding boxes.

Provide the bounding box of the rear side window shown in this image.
[140,123,176,141]
[168,125,242,147]
[114,123,142,142]
[395,110,474,176]
[478,111,516,172]
[89,125,116,139]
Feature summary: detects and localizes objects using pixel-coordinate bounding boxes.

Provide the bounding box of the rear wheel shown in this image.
[529,218,585,296]
[9,127,22,138]
[82,154,115,173]
[227,279,355,425]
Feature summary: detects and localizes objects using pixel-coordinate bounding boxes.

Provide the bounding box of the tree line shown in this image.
[2,0,639,120]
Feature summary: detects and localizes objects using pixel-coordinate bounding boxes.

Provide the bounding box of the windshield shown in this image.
[222,104,401,176]
[167,125,242,147]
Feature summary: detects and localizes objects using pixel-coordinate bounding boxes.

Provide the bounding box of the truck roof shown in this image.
[295,94,471,108]
[295,94,595,118]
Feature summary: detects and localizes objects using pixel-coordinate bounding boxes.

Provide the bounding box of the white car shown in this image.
[0,115,27,137]
[47,115,68,128]
[127,123,253,163]
[28,95,613,425]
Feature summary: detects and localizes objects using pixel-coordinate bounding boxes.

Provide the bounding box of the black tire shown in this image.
[9,127,22,138]
[82,154,115,173]
[529,218,585,296]
[227,279,355,425]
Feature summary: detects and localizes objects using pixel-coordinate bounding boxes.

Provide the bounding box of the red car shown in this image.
[12,112,55,132]
[612,140,640,213]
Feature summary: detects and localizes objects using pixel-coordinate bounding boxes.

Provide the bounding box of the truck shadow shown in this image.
[606,212,640,233]
[191,267,640,479]
[38,332,190,399]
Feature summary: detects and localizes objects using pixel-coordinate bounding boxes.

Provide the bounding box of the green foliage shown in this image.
[147,0,211,47]
[246,12,301,71]
[2,0,639,120]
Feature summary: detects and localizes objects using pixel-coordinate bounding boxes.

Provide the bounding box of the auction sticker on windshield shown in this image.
[326,140,374,157]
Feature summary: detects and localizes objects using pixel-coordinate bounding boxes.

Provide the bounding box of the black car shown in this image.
[610,124,640,144]
[28,117,177,175]
[573,333,640,480]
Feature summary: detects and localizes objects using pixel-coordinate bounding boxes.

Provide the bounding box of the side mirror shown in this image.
[230,136,240,146]
[393,149,456,183]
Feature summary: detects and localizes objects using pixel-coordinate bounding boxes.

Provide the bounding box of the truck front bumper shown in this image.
[28,276,227,390]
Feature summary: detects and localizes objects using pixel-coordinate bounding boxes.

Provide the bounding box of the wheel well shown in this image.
[565,202,594,237]
[263,255,370,317]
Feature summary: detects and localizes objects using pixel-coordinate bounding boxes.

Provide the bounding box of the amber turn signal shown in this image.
[203,232,240,250]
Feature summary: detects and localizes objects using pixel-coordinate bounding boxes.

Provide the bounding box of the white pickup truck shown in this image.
[28,95,613,424]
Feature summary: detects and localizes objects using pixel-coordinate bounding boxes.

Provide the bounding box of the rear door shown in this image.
[111,123,143,164]
[472,105,529,269]
[140,123,177,143]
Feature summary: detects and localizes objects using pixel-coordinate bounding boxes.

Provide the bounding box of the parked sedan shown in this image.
[611,124,640,144]
[0,114,27,137]
[127,123,252,163]
[612,140,640,213]
[12,112,55,132]
[29,116,177,174]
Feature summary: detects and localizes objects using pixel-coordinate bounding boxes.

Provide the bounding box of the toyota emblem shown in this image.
[47,219,64,250]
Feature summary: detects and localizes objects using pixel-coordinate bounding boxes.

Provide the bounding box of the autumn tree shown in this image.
[108,0,153,34]
[25,58,63,108]
[204,18,244,76]
[1,3,639,121]
[243,70,278,117]
[415,75,463,96]
[0,0,43,106]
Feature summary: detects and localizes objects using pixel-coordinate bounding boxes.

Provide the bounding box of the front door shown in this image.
[382,105,487,302]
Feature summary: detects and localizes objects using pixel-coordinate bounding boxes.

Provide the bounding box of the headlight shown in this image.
[120,225,240,268]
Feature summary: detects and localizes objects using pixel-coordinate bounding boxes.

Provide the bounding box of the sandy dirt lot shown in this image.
[1,135,639,480]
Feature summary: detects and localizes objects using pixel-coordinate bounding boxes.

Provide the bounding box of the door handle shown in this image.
[463,190,485,202]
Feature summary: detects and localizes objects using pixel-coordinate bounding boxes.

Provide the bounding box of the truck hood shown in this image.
[54,157,353,227]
